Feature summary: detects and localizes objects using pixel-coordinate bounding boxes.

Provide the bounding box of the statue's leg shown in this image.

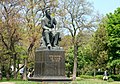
[49,32,54,47]
[53,32,60,47]
[44,30,51,48]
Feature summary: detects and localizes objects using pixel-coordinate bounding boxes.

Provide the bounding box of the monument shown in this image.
[28,9,71,81]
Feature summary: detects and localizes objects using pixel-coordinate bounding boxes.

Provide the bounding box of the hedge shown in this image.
[110,75,120,81]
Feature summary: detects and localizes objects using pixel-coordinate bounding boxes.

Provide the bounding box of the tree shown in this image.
[58,0,98,80]
[20,0,42,80]
[106,7,120,74]
[0,0,24,79]
[91,17,108,71]
[60,35,72,51]
[65,31,95,76]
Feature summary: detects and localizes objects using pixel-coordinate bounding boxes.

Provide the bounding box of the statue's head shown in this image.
[45,9,51,17]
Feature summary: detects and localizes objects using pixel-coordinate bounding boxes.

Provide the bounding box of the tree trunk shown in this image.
[13,54,17,79]
[23,58,27,80]
[113,65,116,75]
[72,44,78,80]
[93,68,96,78]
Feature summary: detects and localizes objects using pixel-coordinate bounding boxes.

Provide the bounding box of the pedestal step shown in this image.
[28,76,72,81]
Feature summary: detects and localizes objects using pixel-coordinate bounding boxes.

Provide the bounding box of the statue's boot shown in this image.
[47,44,52,49]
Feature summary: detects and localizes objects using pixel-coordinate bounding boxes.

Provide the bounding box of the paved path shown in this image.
[0,82,15,84]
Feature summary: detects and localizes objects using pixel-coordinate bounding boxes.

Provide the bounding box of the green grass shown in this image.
[0,79,120,84]
[76,79,120,84]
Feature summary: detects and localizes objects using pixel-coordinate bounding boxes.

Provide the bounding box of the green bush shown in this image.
[80,75,107,80]
[110,75,120,81]
[85,71,94,76]
[96,72,104,75]
[107,78,114,82]
[80,75,94,79]
[95,75,103,79]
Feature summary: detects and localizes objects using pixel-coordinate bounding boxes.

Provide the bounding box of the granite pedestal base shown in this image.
[28,48,71,81]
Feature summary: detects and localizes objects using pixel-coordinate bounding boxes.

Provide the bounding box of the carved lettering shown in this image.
[49,55,61,62]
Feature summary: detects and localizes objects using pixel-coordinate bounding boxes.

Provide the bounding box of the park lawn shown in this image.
[76,79,120,84]
[0,79,119,84]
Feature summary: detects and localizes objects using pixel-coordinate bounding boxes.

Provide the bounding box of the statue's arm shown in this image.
[53,18,57,25]
[41,20,51,30]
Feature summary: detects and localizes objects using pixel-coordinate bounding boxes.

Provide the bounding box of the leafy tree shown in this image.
[0,0,24,79]
[65,29,96,75]
[66,36,93,76]
[106,7,120,74]
[20,0,42,80]
[60,35,72,51]
[91,18,108,68]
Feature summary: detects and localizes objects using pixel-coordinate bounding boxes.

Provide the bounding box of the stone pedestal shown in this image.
[28,48,71,81]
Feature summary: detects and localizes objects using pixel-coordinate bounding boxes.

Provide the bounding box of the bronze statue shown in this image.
[41,9,61,49]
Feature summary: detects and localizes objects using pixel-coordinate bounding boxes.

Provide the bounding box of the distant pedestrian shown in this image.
[27,71,31,78]
[0,70,2,80]
[19,68,24,79]
[103,70,108,80]
[31,69,34,77]
[27,68,34,78]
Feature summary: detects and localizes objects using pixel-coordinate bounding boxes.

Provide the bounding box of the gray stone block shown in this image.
[34,48,65,77]
[28,48,71,81]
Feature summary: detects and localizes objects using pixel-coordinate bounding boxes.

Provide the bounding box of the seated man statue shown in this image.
[41,9,61,49]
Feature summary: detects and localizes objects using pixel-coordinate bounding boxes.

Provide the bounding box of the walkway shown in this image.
[0,82,15,84]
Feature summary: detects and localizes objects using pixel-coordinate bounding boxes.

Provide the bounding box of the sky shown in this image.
[89,0,120,15]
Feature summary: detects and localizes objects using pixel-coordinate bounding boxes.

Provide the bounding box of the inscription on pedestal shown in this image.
[49,55,61,62]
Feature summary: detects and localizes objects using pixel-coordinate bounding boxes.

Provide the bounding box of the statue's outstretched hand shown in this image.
[48,28,52,32]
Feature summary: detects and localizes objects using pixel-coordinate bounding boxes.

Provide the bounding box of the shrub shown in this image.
[108,78,114,82]
[95,75,103,79]
[80,75,94,79]
[85,71,94,76]
[80,75,107,80]
[110,75,120,81]
[96,72,104,75]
